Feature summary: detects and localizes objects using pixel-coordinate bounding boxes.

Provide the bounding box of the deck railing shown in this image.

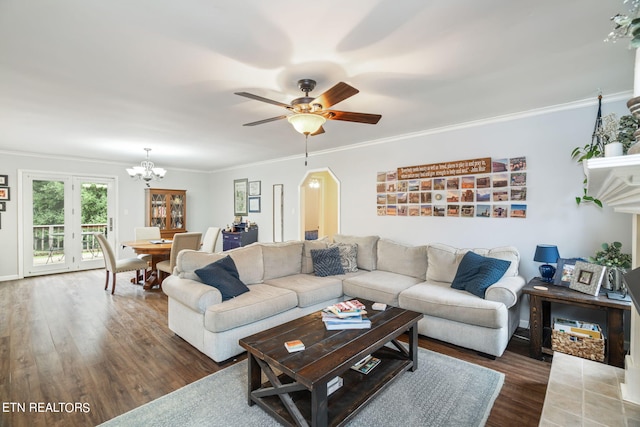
[33,224,107,253]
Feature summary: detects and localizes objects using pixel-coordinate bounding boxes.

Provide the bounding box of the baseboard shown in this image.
[0,274,20,282]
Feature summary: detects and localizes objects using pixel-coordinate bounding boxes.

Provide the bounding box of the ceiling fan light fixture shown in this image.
[287,113,326,135]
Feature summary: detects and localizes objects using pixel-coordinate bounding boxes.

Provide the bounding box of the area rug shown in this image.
[100,348,504,427]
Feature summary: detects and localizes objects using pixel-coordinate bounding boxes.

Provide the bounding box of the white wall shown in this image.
[209,97,634,282]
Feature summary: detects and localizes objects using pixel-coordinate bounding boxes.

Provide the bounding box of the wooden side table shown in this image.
[523,278,631,368]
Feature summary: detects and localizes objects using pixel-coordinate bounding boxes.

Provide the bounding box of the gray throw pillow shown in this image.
[310,246,345,277]
[329,242,358,272]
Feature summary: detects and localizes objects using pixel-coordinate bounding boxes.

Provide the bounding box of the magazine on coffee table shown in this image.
[350,355,380,374]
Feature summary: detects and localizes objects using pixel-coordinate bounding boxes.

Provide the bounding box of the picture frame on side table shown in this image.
[0,187,9,201]
[234,178,248,216]
[249,181,261,196]
[569,261,606,296]
[249,196,261,213]
[554,257,586,287]
[0,175,7,186]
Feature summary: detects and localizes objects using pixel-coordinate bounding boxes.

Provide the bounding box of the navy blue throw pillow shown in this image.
[195,256,249,301]
[310,246,345,277]
[451,251,511,298]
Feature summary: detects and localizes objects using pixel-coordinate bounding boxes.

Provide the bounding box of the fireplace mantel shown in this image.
[585,154,640,214]
[585,153,640,405]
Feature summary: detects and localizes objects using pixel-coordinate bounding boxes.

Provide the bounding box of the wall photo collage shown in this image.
[376,157,527,219]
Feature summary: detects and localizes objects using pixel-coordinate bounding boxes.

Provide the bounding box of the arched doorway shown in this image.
[299,168,340,240]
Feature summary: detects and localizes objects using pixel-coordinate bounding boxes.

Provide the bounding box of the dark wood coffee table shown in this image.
[238,300,423,427]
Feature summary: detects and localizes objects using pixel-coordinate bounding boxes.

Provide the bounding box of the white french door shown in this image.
[22,172,116,276]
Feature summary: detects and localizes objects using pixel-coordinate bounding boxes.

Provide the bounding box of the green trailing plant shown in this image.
[589,241,632,269]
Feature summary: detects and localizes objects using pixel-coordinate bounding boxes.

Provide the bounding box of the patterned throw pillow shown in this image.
[329,242,358,273]
[310,246,345,277]
[451,251,511,298]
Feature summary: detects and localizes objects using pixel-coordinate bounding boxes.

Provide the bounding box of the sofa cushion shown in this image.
[343,270,422,306]
[302,238,329,274]
[265,274,343,307]
[204,284,298,333]
[195,256,250,301]
[333,234,379,271]
[376,238,427,279]
[176,250,225,281]
[451,251,511,298]
[329,242,358,272]
[226,244,264,285]
[426,243,519,283]
[262,241,303,280]
[311,246,345,277]
[399,281,507,329]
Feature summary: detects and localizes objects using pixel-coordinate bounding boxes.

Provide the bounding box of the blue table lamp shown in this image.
[534,244,560,283]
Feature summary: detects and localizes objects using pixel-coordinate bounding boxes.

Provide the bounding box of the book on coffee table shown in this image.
[351,355,380,374]
[284,340,305,353]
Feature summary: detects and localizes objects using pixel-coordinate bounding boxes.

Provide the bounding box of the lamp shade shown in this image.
[287,113,326,135]
[534,244,560,263]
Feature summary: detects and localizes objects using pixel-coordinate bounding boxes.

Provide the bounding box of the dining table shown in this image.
[121,239,172,290]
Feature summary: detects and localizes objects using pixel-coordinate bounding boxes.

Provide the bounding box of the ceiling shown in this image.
[0,0,635,172]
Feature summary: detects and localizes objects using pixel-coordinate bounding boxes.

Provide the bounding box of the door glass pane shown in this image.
[32,180,65,266]
[80,182,107,260]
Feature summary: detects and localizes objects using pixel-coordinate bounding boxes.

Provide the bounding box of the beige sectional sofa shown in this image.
[162,235,525,363]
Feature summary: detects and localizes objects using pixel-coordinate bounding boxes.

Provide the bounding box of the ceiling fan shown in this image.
[234,79,382,136]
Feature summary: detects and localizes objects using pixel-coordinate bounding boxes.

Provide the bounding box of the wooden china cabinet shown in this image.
[145,188,187,238]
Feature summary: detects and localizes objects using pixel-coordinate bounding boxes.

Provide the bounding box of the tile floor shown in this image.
[540,352,640,426]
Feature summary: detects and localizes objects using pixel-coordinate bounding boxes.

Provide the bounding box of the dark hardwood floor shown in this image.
[0,269,551,427]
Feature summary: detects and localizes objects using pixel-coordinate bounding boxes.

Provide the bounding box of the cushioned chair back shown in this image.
[169,232,202,270]
[135,226,161,241]
[94,233,116,272]
[200,227,220,253]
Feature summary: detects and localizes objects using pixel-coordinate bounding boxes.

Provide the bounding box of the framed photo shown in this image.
[0,187,9,201]
[233,178,248,216]
[249,196,261,213]
[569,261,606,296]
[0,175,7,186]
[554,258,585,287]
[0,202,5,212]
[249,181,261,196]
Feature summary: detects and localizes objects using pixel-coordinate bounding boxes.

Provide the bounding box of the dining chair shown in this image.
[200,227,220,253]
[94,233,148,295]
[156,232,202,284]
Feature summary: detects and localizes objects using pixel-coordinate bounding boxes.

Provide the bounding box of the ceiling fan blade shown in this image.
[325,110,382,124]
[311,82,359,109]
[311,126,325,136]
[242,115,288,126]
[235,92,291,109]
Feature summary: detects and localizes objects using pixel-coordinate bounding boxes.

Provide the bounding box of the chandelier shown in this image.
[605,0,640,45]
[126,148,167,185]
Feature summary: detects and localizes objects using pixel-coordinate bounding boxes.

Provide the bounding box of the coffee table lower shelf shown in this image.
[251,346,413,427]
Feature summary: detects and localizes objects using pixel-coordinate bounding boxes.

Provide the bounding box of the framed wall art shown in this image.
[0,201,5,212]
[569,261,606,296]
[234,178,248,216]
[0,175,7,186]
[249,181,261,196]
[0,187,9,201]
[249,196,261,213]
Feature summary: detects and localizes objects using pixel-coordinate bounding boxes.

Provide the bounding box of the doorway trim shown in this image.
[298,167,340,240]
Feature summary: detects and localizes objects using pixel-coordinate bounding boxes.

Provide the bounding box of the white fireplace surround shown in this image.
[585,154,640,405]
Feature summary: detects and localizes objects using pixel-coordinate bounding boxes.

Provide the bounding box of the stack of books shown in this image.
[322,300,371,330]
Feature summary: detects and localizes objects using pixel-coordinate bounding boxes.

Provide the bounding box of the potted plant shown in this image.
[571,113,639,206]
[589,241,632,291]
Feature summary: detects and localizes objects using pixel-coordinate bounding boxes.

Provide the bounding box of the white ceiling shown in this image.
[0,0,635,171]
